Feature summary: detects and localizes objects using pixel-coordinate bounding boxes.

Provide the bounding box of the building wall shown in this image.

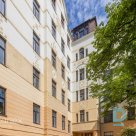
[0,0,72,136]
[101,120,136,136]
[43,0,72,135]
[0,42,44,136]
[71,32,100,136]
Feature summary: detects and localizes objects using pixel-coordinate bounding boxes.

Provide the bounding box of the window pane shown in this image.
[62,115,65,130]
[33,33,40,55]
[52,80,56,97]
[76,70,78,81]
[33,104,40,124]
[33,68,40,89]
[0,87,5,115]
[0,37,5,48]
[76,91,78,102]
[61,39,65,55]
[0,48,5,64]
[61,64,65,79]
[80,110,85,122]
[0,99,4,115]
[80,68,85,80]
[79,48,84,59]
[52,50,56,68]
[0,0,5,16]
[52,110,57,128]
[52,0,56,11]
[52,20,56,39]
[104,110,113,123]
[80,89,85,101]
[62,90,65,104]
[33,0,40,21]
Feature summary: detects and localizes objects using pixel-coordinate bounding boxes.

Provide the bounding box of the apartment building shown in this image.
[71,17,136,136]
[0,0,72,136]
[71,18,100,136]
[0,0,135,136]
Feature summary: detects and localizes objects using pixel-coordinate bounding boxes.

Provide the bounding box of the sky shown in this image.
[65,0,112,30]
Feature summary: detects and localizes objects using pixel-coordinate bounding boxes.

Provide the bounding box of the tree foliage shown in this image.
[121,128,136,136]
[87,0,136,112]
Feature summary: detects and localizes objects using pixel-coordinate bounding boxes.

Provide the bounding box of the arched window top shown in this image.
[79,48,84,59]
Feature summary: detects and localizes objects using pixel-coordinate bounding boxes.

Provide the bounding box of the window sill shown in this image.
[0,63,7,68]
[33,86,41,91]
[0,12,7,21]
[0,114,7,118]
[33,122,40,125]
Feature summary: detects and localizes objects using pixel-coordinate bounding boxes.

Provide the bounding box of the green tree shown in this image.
[121,128,136,136]
[86,0,136,113]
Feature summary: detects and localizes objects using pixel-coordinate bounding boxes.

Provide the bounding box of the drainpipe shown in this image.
[98,98,102,136]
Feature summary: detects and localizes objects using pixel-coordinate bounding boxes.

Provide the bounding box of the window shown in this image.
[52,20,56,39]
[52,50,56,68]
[85,27,89,35]
[76,53,78,61]
[76,91,78,102]
[80,89,85,101]
[79,48,84,59]
[52,110,57,128]
[128,107,135,120]
[80,68,85,80]
[0,36,5,65]
[33,32,40,55]
[62,115,65,130]
[61,64,65,79]
[52,80,56,98]
[33,67,40,89]
[76,70,78,82]
[33,0,40,21]
[67,78,70,90]
[80,110,85,122]
[86,48,88,56]
[79,29,84,38]
[0,87,5,115]
[76,113,78,123]
[104,110,113,123]
[86,112,89,122]
[52,0,56,11]
[67,35,70,48]
[61,14,65,28]
[86,88,88,100]
[62,90,65,105]
[61,38,65,55]
[104,132,113,136]
[0,0,5,16]
[68,121,71,133]
[67,56,70,69]
[33,103,40,124]
[68,99,71,112]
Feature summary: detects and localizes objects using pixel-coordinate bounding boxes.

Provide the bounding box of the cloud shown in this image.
[65,0,113,29]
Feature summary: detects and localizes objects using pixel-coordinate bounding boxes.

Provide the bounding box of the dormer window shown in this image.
[79,29,84,38]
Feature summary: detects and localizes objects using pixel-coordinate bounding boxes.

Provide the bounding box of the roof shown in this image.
[71,16,97,32]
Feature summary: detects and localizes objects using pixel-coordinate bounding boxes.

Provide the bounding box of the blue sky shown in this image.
[65,0,112,29]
